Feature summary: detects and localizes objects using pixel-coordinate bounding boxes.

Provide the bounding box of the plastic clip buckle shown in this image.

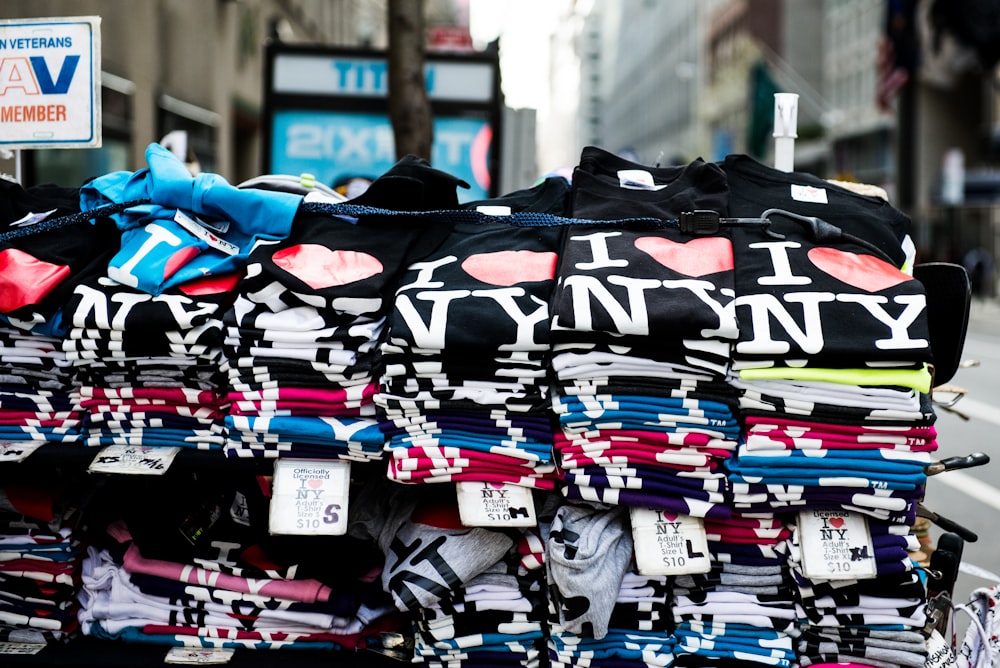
[679,210,721,235]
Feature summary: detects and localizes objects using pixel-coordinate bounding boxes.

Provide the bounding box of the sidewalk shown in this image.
[967,297,1000,337]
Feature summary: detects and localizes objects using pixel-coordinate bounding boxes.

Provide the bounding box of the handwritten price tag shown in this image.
[0,642,45,654]
[798,509,877,581]
[87,445,181,475]
[164,647,235,664]
[925,629,958,667]
[630,507,712,575]
[0,440,43,463]
[456,482,536,527]
[268,459,350,535]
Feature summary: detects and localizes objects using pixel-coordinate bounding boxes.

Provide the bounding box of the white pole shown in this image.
[773,93,799,172]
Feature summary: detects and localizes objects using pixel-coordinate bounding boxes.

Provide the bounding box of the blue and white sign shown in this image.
[0,16,101,148]
[265,45,500,201]
[273,54,494,102]
[271,110,493,201]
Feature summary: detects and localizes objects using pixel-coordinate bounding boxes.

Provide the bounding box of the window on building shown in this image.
[158,94,219,173]
[28,75,132,188]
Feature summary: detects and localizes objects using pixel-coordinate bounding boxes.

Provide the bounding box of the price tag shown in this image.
[456,482,536,527]
[0,642,45,654]
[475,205,512,216]
[797,509,877,581]
[0,440,43,463]
[630,507,712,575]
[791,183,829,204]
[924,630,958,667]
[366,632,414,661]
[230,491,251,527]
[88,445,181,475]
[164,647,235,664]
[268,459,349,535]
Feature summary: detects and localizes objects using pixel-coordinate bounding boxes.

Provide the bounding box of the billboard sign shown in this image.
[270,110,492,197]
[0,16,101,148]
[264,44,500,202]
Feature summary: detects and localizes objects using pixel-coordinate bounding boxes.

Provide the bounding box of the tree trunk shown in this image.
[387,0,433,160]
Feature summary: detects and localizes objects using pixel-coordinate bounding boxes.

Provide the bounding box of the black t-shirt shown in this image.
[721,153,911,268]
[463,176,571,215]
[731,218,932,367]
[571,146,729,220]
[0,181,120,332]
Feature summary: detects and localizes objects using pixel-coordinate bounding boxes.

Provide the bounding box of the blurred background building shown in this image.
[0,0,386,187]
[1,0,999,285]
[568,0,1000,287]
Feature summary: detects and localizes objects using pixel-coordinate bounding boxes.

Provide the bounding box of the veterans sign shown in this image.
[0,16,101,148]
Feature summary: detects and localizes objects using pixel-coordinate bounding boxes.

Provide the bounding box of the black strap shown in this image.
[0,198,152,243]
[300,200,685,229]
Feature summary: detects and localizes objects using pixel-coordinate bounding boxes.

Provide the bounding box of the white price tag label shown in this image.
[164,647,235,664]
[10,209,57,228]
[88,445,181,475]
[0,440,43,462]
[790,183,828,204]
[174,210,239,255]
[0,642,45,654]
[798,509,877,581]
[630,507,712,575]
[617,169,664,190]
[456,482,536,527]
[924,630,958,667]
[268,459,349,535]
[476,205,512,216]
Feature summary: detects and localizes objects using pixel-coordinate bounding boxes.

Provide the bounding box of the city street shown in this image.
[922,301,1000,637]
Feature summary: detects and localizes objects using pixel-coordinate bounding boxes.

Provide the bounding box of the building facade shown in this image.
[567,0,1000,274]
[0,0,377,187]
[580,0,716,167]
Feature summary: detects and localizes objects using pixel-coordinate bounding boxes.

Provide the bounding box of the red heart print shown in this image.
[807,247,911,292]
[0,248,70,313]
[660,512,678,522]
[633,236,733,277]
[461,250,557,286]
[272,244,383,289]
[307,479,323,489]
[179,271,245,296]
[829,517,845,529]
[163,246,201,280]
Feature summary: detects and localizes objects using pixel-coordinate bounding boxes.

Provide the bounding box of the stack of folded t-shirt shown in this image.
[727,412,936,525]
[411,528,549,667]
[78,474,400,651]
[61,274,233,450]
[544,503,675,668]
[787,522,928,667]
[0,327,81,445]
[0,480,85,645]
[221,206,392,460]
[719,155,933,667]
[351,480,549,666]
[547,148,742,518]
[723,152,935,523]
[670,513,798,667]
[0,180,120,446]
[376,218,564,489]
[722,167,936,525]
[222,159,460,461]
[67,142,309,453]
